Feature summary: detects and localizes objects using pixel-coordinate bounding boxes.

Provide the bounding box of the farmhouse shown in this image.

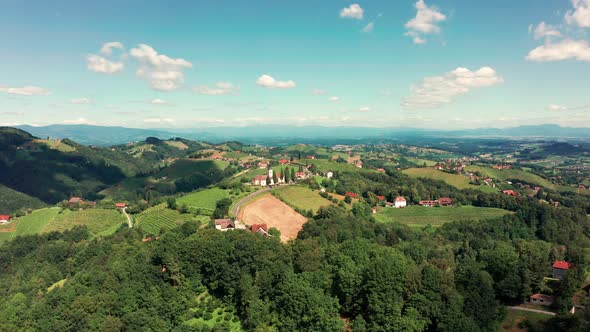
[326,171,333,179]
[215,219,235,231]
[345,192,359,199]
[279,159,290,165]
[257,161,269,169]
[251,224,270,236]
[115,202,127,208]
[438,197,453,206]
[552,260,571,280]
[394,196,407,208]
[0,215,11,224]
[69,197,84,204]
[502,190,520,197]
[528,294,554,306]
[295,171,306,179]
[306,155,315,160]
[419,200,437,207]
[433,164,444,170]
[252,175,268,186]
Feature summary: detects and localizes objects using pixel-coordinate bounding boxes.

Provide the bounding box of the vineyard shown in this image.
[176,188,229,214]
[134,204,193,235]
[44,209,126,235]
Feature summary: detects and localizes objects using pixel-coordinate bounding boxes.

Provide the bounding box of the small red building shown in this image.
[552,260,571,279]
[279,159,290,165]
[502,190,520,197]
[115,202,127,208]
[69,197,83,204]
[345,192,359,199]
[438,197,453,206]
[0,215,11,224]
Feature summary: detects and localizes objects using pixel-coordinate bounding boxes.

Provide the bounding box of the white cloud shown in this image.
[87,54,124,74]
[565,0,590,28]
[530,22,562,40]
[526,39,590,62]
[150,99,167,105]
[362,22,375,33]
[70,98,94,104]
[546,104,568,111]
[380,90,393,96]
[329,96,340,102]
[0,86,51,96]
[359,106,371,112]
[129,44,193,91]
[405,0,446,44]
[340,4,364,19]
[256,74,296,89]
[100,41,124,56]
[144,117,175,124]
[63,117,93,125]
[311,88,327,95]
[194,82,240,96]
[402,66,503,109]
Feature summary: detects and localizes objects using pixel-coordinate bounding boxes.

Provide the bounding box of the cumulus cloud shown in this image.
[63,117,93,125]
[87,54,124,74]
[150,99,167,105]
[329,96,340,102]
[362,22,375,33]
[100,41,124,56]
[359,106,371,112]
[402,66,503,109]
[194,82,240,96]
[526,39,590,62]
[340,4,364,19]
[565,0,590,28]
[256,74,296,89]
[129,44,193,91]
[144,117,175,124]
[311,89,327,95]
[529,22,562,40]
[405,0,446,44]
[546,104,568,111]
[0,86,51,96]
[70,97,94,104]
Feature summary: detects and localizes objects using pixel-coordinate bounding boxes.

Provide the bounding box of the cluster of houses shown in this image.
[214,219,270,237]
[68,197,96,208]
[527,260,573,308]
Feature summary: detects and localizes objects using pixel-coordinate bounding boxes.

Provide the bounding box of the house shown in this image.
[433,165,444,170]
[307,155,315,160]
[0,215,11,224]
[579,184,587,190]
[69,197,84,205]
[279,159,290,165]
[552,260,571,279]
[326,171,333,179]
[215,219,235,231]
[394,196,407,208]
[419,200,437,207]
[502,190,520,197]
[377,195,386,201]
[295,171,306,179]
[252,175,268,186]
[377,168,386,173]
[528,294,554,306]
[345,192,359,199]
[257,162,269,169]
[438,197,453,206]
[115,202,127,209]
[251,224,270,236]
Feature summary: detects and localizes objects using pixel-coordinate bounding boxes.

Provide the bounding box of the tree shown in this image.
[290,168,296,183]
[344,195,352,204]
[213,198,232,219]
[167,197,177,209]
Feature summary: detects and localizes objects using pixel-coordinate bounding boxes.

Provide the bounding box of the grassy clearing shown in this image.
[156,159,229,179]
[273,185,333,213]
[177,188,230,214]
[33,139,76,152]
[47,278,67,292]
[164,140,189,150]
[306,159,372,173]
[466,165,555,189]
[44,209,126,235]
[403,168,497,193]
[134,204,194,235]
[500,308,551,332]
[375,205,511,228]
[14,208,60,237]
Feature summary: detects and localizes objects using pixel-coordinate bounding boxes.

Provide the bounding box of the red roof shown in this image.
[377,195,386,201]
[553,260,571,270]
[0,215,11,221]
[215,219,235,229]
[69,197,83,204]
[395,196,406,202]
[345,192,358,198]
[530,293,554,301]
[438,197,452,205]
[115,202,126,208]
[377,168,386,173]
[279,159,289,164]
[253,175,268,181]
[251,224,268,233]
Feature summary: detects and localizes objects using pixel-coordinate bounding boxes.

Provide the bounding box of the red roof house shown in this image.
[502,190,520,197]
[377,195,386,201]
[345,192,358,198]
[0,215,11,223]
[552,260,571,279]
[279,159,290,165]
[69,197,83,204]
[115,202,127,208]
[377,168,386,173]
[251,224,269,236]
[438,197,453,206]
[215,219,235,231]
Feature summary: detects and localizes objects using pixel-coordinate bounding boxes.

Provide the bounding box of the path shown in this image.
[122,207,132,228]
[509,306,556,316]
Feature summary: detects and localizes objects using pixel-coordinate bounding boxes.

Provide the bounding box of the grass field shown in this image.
[500,308,552,332]
[177,188,230,214]
[0,184,46,214]
[306,159,373,173]
[14,208,60,236]
[134,204,194,235]
[375,206,511,228]
[273,185,333,213]
[466,165,556,189]
[164,140,189,150]
[44,209,126,235]
[403,168,498,193]
[33,139,76,152]
[156,159,229,178]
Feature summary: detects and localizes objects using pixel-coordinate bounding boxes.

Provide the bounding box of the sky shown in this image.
[1,0,590,129]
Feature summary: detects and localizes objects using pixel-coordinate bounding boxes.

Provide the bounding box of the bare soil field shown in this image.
[238,194,307,242]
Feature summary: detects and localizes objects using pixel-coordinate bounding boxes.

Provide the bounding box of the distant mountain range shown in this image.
[13,124,590,146]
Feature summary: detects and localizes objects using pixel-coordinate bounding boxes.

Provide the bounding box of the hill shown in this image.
[402,168,497,193]
[0,184,46,214]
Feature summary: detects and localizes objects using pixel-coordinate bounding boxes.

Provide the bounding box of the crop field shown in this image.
[403,168,497,193]
[177,188,230,214]
[273,185,333,213]
[164,140,189,150]
[44,209,126,235]
[134,204,193,235]
[375,205,511,228]
[14,208,61,236]
[238,194,307,242]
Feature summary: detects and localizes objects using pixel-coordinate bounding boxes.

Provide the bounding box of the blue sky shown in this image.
[1,0,590,129]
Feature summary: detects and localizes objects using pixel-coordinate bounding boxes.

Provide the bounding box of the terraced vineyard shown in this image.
[44,209,126,235]
[14,208,60,236]
[134,204,193,234]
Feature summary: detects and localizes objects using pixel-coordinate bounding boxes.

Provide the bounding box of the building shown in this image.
[345,192,359,199]
[552,260,571,279]
[394,196,407,208]
[377,195,386,201]
[257,162,269,169]
[502,190,520,197]
[377,168,386,173]
[215,219,235,231]
[438,197,453,206]
[419,200,437,207]
[528,294,554,306]
[326,171,333,179]
[306,155,315,160]
[69,197,84,205]
[251,224,270,236]
[252,175,268,186]
[0,215,11,224]
[295,171,306,179]
[372,207,377,214]
[279,159,290,165]
[115,202,127,209]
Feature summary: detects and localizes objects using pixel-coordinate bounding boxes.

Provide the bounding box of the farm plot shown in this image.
[134,204,193,235]
[14,208,60,236]
[403,168,497,193]
[177,188,229,214]
[272,185,333,213]
[375,205,511,228]
[44,209,126,235]
[237,194,307,242]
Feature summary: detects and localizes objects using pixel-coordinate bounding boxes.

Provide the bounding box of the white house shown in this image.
[252,175,268,186]
[394,196,407,208]
[326,171,333,179]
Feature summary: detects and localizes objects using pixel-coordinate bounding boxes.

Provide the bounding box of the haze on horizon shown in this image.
[1,0,590,129]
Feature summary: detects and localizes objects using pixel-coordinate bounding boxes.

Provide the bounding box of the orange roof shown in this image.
[553,260,571,270]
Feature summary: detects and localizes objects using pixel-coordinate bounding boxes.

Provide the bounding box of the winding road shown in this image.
[122,207,132,228]
[509,306,556,316]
